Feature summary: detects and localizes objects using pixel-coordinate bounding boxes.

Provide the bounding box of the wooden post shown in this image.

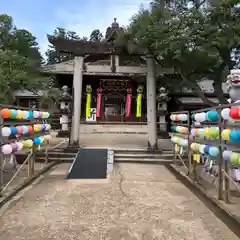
[187,111,191,176]
[0,117,3,195]
[173,144,176,165]
[217,109,224,200]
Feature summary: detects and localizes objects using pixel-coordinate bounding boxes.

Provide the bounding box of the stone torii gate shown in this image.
[47,35,166,150]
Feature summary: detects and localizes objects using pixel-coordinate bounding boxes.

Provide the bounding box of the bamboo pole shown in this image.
[217,109,224,200]
[0,117,3,195]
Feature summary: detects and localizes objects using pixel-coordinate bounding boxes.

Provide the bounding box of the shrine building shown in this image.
[41,19,228,148]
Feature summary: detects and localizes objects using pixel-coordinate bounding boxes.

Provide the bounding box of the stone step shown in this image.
[47,148,79,153]
[36,157,74,162]
[114,157,173,163]
[114,153,173,159]
[114,149,172,155]
[36,152,76,158]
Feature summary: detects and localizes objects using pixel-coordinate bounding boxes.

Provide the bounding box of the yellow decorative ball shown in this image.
[221,129,230,141]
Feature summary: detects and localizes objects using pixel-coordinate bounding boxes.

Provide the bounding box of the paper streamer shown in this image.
[136,93,142,117]
[125,88,132,118]
[96,88,102,118]
[86,85,92,118]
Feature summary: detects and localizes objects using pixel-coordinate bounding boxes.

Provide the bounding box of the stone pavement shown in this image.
[79,133,172,150]
[0,163,238,240]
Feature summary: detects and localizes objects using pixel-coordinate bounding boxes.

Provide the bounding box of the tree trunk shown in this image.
[213,81,227,104]
[178,70,216,106]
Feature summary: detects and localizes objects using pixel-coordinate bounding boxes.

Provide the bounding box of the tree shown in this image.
[45,27,88,64]
[118,0,240,105]
[90,29,103,42]
[0,14,56,103]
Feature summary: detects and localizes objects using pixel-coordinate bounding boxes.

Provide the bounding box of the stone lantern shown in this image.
[156,87,170,133]
[57,85,72,137]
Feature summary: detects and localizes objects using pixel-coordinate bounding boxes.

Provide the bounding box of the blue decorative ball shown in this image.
[209,147,219,157]
[207,110,219,121]
[33,137,41,145]
[10,127,17,136]
[229,130,240,143]
[28,111,33,119]
[204,145,210,155]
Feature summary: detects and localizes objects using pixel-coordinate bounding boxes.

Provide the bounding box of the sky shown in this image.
[1,0,151,57]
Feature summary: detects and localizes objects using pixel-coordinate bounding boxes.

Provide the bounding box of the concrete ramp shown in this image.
[67,148,108,179]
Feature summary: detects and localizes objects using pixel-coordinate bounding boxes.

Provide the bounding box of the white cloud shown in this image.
[39,0,151,57]
[56,0,150,37]
[40,0,150,55]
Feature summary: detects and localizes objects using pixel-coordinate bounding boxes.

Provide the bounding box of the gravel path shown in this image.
[0,163,238,240]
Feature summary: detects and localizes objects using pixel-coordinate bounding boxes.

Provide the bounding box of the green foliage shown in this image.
[120,0,240,104]
[0,14,56,104]
[45,27,88,64]
[90,29,103,42]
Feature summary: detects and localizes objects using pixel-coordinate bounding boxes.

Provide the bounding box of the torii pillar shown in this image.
[146,55,157,150]
[70,56,84,145]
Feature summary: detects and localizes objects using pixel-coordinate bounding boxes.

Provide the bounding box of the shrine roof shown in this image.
[47,35,125,55]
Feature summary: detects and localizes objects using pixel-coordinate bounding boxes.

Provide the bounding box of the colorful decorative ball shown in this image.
[1,144,13,154]
[195,112,206,122]
[16,142,23,151]
[2,127,11,137]
[221,108,230,120]
[230,152,239,165]
[22,111,29,119]
[28,111,33,119]
[22,126,29,135]
[1,108,11,119]
[10,109,17,119]
[39,136,44,143]
[33,124,39,133]
[229,130,240,143]
[23,139,33,148]
[33,137,41,145]
[16,126,23,136]
[207,110,219,121]
[198,128,204,138]
[10,142,18,152]
[204,145,210,155]
[33,111,39,118]
[179,114,187,121]
[204,128,210,137]
[10,127,17,136]
[221,129,231,141]
[16,110,23,119]
[46,112,50,118]
[223,150,231,161]
[208,147,219,157]
[209,127,219,139]
[28,126,33,134]
[199,144,206,154]
[229,108,239,120]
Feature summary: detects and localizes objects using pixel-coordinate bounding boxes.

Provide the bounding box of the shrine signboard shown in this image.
[100,79,129,92]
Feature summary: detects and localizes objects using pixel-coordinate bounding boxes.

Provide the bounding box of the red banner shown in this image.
[96,88,102,117]
[125,88,132,118]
